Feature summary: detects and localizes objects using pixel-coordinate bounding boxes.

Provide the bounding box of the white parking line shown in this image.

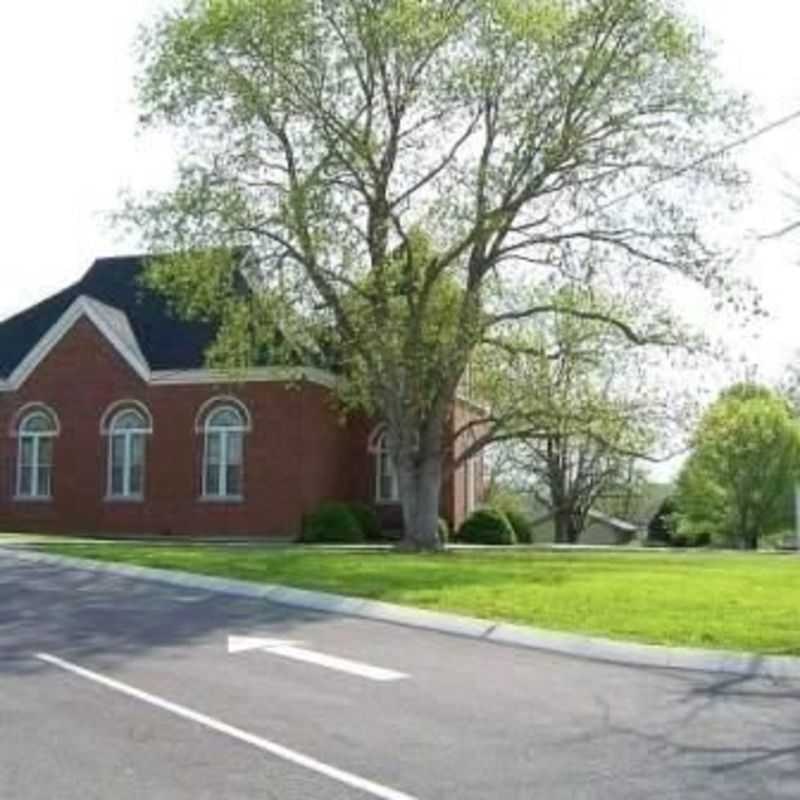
[227,635,409,682]
[36,653,419,800]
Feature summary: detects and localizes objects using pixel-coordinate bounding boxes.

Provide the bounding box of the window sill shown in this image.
[13,496,53,504]
[104,496,145,504]
[199,495,244,504]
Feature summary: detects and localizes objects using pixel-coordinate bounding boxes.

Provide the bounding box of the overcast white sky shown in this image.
[1,1,799,391]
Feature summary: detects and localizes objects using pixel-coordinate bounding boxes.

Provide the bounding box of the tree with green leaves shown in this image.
[126,0,747,550]
[476,288,675,543]
[675,383,800,549]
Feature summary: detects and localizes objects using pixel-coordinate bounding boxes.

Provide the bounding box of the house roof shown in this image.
[586,510,639,533]
[0,255,222,379]
[531,507,639,533]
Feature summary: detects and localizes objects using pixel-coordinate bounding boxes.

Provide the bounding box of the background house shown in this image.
[529,507,640,546]
[0,256,483,538]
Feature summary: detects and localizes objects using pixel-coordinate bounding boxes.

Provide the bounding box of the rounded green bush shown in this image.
[457,508,517,545]
[505,510,534,544]
[301,502,365,544]
[348,503,383,541]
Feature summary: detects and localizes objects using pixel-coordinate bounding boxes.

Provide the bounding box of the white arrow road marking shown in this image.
[227,636,409,682]
[228,635,307,654]
[36,653,419,800]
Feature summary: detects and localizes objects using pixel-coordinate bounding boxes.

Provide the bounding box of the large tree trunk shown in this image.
[737,507,758,550]
[548,437,576,545]
[566,513,582,544]
[397,450,444,551]
[554,507,584,544]
[742,529,759,550]
[388,409,447,552]
[554,509,571,544]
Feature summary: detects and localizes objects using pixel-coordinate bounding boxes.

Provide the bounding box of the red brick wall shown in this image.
[0,317,481,538]
[0,319,359,537]
[446,399,487,532]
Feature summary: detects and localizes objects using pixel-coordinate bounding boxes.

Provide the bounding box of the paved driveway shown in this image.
[1,553,798,799]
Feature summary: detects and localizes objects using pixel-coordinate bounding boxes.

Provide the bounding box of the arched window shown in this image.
[16,407,58,500]
[465,456,476,515]
[464,429,478,516]
[375,430,399,504]
[106,407,151,500]
[202,404,247,500]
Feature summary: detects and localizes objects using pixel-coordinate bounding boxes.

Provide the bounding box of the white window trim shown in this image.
[102,406,152,502]
[106,422,150,503]
[465,456,476,516]
[463,429,480,516]
[194,396,252,434]
[10,402,61,437]
[374,431,400,505]
[15,410,58,501]
[201,405,247,501]
[100,399,153,434]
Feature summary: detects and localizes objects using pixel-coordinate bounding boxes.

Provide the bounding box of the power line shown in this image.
[558,107,800,230]
[760,219,800,241]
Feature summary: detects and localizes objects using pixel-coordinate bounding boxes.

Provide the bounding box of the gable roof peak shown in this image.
[0,253,219,378]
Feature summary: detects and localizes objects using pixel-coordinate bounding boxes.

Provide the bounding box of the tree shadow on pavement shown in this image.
[0,557,330,677]
[558,667,800,798]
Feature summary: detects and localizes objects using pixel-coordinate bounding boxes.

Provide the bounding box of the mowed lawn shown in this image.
[36,543,800,655]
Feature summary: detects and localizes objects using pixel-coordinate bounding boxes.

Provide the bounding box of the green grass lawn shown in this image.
[35,543,800,655]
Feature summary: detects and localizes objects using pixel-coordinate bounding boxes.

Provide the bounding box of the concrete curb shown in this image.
[6,547,800,680]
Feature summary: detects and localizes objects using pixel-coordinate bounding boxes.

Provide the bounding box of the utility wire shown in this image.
[557,107,800,231]
[760,219,800,241]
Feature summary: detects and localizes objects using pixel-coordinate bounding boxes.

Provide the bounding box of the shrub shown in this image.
[300,502,365,544]
[669,531,712,548]
[762,530,799,551]
[457,508,517,545]
[648,497,677,545]
[348,503,382,541]
[505,510,535,544]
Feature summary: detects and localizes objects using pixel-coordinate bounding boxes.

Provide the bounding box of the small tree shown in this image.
[675,383,800,549]
[476,288,682,543]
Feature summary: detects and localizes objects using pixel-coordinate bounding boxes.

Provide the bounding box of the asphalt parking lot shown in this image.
[1,552,799,799]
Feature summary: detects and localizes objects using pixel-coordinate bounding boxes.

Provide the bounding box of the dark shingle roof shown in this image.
[0,255,220,378]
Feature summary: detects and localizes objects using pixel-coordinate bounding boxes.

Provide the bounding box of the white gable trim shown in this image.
[150,366,337,389]
[0,296,150,392]
[0,297,338,393]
